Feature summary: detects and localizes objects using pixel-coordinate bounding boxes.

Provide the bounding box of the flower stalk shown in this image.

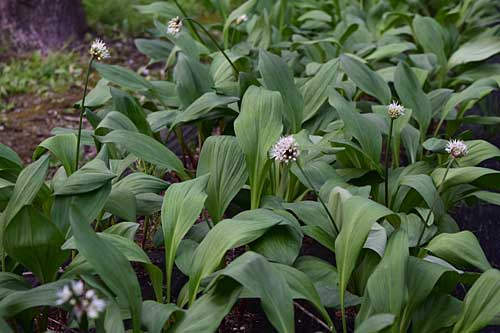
[75,58,93,171]
[384,118,394,207]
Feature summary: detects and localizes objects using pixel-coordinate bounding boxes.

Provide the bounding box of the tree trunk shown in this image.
[0,0,87,53]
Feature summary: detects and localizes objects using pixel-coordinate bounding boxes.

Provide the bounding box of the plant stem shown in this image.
[416,158,454,247]
[141,215,149,249]
[184,18,239,76]
[75,58,94,171]
[278,0,288,36]
[296,162,339,235]
[173,0,204,44]
[384,119,394,207]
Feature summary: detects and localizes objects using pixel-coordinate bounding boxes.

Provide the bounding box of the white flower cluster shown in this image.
[387,101,405,119]
[167,16,183,36]
[89,39,110,61]
[270,135,300,163]
[445,139,468,159]
[56,280,106,320]
[235,14,248,25]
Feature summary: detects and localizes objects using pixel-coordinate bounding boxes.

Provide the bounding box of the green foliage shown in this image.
[1,0,500,332]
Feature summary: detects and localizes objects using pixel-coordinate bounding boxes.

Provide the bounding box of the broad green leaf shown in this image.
[412,293,462,333]
[114,172,168,195]
[173,278,242,333]
[4,206,68,284]
[197,136,247,223]
[449,38,500,68]
[188,210,282,303]
[135,38,172,63]
[362,229,408,328]
[33,134,77,175]
[301,59,339,122]
[276,263,334,329]
[223,0,257,47]
[355,314,395,333]
[426,231,491,272]
[174,53,214,108]
[453,269,500,332]
[259,50,303,132]
[335,196,393,317]
[53,159,116,195]
[1,154,49,234]
[105,188,137,221]
[234,86,283,209]
[172,92,239,128]
[412,15,446,65]
[111,88,151,135]
[209,252,295,333]
[394,61,432,135]
[431,166,500,190]
[366,42,416,61]
[340,54,391,104]
[94,63,154,91]
[97,111,138,135]
[458,140,500,167]
[75,79,111,108]
[329,90,382,165]
[69,193,143,333]
[0,143,22,171]
[161,176,208,302]
[134,2,181,17]
[141,301,182,333]
[97,130,187,179]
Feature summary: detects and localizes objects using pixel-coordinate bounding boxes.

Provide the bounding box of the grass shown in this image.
[0,51,82,110]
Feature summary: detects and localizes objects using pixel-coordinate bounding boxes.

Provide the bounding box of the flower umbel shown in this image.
[167,16,183,36]
[235,14,249,24]
[387,101,405,119]
[56,280,106,320]
[270,135,300,163]
[445,139,468,159]
[89,39,110,61]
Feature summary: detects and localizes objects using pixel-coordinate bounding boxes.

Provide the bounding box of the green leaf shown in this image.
[259,50,303,132]
[53,159,116,195]
[4,206,68,284]
[458,140,500,167]
[172,278,242,333]
[448,37,500,68]
[197,136,248,223]
[412,293,462,333]
[426,231,491,272]
[33,134,77,175]
[355,314,395,333]
[94,63,154,91]
[453,269,500,332]
[362,229,408,327]
[187,209,282,303]
[335,196,393,316]
[75,79,111,109]
[340,54,391,104]
[0,143,22,172]
[97,111,138,133]
[234,86,283,209]
[135,38,172,63]
[276,263,334,329]
[134,2,181,17]
[1,155,49,229]
[223,0,257,47]
[97,130,187,179]
[329,90,382,165]
[114,172,168,195]
[366,42,416,61]
[105,188,137,221]
[209,252,295,333]
[141,301,182,333]
[431,166,500,190]
[413,15,446,65]
[111,88,152,135]
[172,92,239,128]
[161,176,208,301]
[394,61,432,135]
[69,191,143,333]
[301,59,339,122]
[174,53,214,108]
